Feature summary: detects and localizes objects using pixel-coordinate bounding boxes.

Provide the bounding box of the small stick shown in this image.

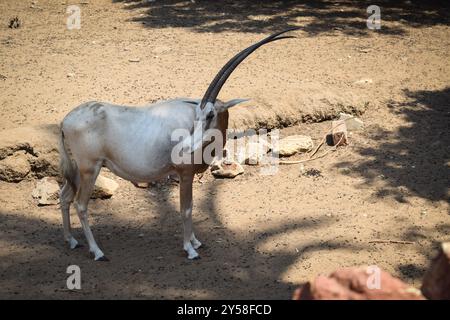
[368,239,415,245]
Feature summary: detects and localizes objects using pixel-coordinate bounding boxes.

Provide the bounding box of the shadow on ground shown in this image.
[338,87,450,204]
[0,180,368,299]
[113,0,450,35]
[395,223,450,280]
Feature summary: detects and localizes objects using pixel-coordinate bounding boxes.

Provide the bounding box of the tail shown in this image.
[59,127,78,192]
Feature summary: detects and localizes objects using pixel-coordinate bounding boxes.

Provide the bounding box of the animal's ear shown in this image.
[222,99,250,110]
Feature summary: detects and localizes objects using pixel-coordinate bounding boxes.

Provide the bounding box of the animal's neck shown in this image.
[216,110,229,147]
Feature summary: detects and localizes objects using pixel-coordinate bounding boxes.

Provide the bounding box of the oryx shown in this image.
[59,28,299,260]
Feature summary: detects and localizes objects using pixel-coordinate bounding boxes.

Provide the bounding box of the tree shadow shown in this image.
[0,178,369,299]
[338,87,450,203]
[113,0,450,36]
[395,223,450,281]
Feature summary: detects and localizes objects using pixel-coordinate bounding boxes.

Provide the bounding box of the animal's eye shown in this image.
[206,111,214,120]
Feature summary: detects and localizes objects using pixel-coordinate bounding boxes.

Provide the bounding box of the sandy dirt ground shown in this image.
[0,0,449,299]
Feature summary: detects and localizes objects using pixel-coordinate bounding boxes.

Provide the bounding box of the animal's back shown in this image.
[62,99,197,136]
[60,99,199,181]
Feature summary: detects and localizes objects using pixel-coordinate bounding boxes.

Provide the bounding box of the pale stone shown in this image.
[338,113,364,131]
[91,174,119,199]
[211,160,244,178]
[32,177,60,205]
[275,135,313,157]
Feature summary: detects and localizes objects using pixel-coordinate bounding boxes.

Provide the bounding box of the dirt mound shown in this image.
[229,83,368,130]
[0,125,60,181]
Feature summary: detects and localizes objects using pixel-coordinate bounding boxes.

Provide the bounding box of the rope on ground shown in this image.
[279,122,345,165]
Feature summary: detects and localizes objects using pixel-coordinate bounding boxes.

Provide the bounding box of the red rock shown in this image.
[293,266,424,300]
[421,242,450,300]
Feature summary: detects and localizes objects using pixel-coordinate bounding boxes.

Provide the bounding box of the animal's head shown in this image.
[194,98,249,130]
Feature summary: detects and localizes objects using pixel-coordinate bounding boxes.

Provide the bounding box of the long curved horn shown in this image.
[199,27,300,109]
[199,27,299,108]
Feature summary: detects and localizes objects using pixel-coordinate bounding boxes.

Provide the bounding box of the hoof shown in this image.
[187,253,200,260]
[95,255,109,262]
[191,240,202,250]
[68,238,81,250]
[184,243,200,260]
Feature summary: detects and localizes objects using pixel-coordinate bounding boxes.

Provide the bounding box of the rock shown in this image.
[132,181,149,188]
[209,157,223,170]
[298,164,306,174]
[331,120,348,146]
[421,242,450,300]
[293,266,425,300]
[245,140,273,165]
[91,174,119,199]
[244,142,262,165]
[227,138,247,164]
[0,152,31,182]
[29,151,60,179]
[229,139,270,165]
[8,17,21,29]
[0,125,60,180]
[358,48,372,53]
[338,113,364,131]
[275,135,313,157]
[32,177,60,205]
[128,58,140,63]
[354,78,373,85]
[211,159,244,178]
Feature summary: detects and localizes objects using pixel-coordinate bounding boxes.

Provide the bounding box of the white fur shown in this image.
[59,98,247,261]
